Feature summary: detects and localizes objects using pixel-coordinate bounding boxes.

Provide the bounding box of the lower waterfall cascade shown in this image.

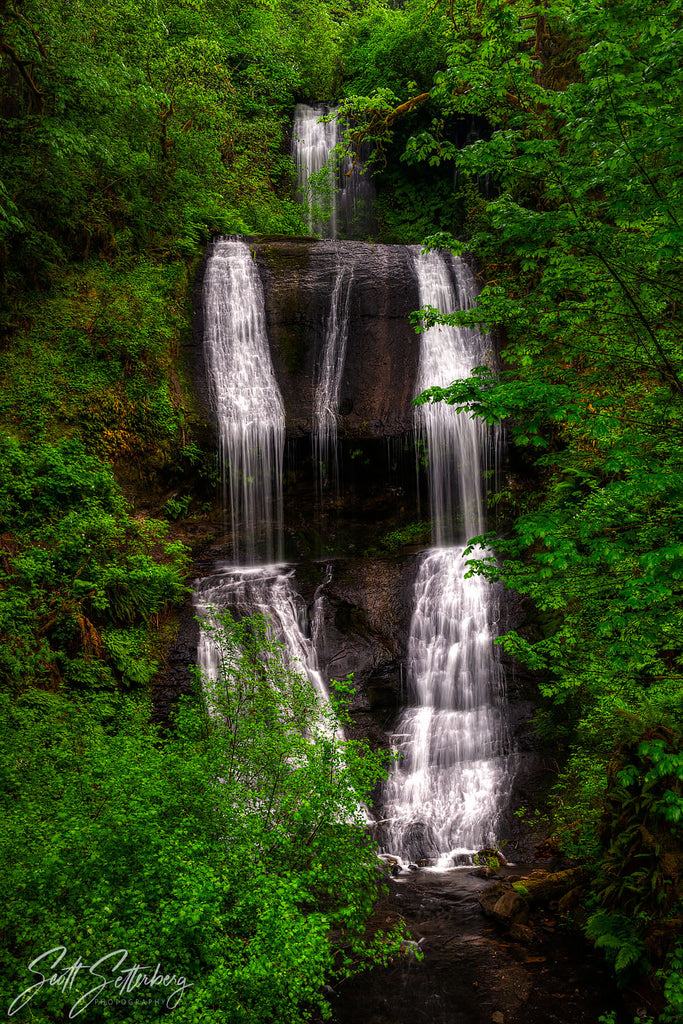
[194,563,328,704]
[377,249,514,867]
[195,234,515,870]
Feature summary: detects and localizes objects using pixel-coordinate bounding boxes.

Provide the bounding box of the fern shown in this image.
[585,911,646,975]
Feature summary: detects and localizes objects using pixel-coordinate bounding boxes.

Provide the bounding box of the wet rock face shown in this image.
[251,238,421,438]
[314,556,419,717]
[152,599,200,723]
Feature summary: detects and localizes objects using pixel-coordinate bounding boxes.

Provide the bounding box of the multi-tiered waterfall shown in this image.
[196,159,513,867]
[379,250,513,866]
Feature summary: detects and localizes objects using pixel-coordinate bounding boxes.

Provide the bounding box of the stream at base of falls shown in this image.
[327,869,625,1024]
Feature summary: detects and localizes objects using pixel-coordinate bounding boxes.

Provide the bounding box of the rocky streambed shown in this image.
[329,865,628,1024]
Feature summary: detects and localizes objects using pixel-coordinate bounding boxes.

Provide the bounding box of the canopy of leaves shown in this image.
[0,0,355,287]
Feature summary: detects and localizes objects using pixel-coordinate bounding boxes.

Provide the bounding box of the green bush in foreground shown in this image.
[0,610,399,1024]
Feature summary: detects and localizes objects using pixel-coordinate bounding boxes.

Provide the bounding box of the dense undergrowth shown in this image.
[0,614,398,1023]
[1,0,682,1019]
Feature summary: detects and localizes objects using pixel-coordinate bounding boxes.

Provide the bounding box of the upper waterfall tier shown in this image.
[292,103,340,238]
[291,104,376,240]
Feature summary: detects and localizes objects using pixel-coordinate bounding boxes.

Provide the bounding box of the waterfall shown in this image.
[414,250,489,543]
[380,250,513,866]
[195,564,328,703]
[292,103,340,238]
[202,237,285,564]
[292,105,376,239]
[313,263,353,491]
[198,233,514,869]
[199,238,333,729]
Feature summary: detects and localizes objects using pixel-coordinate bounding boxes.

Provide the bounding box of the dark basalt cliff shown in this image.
[243,237,421,438]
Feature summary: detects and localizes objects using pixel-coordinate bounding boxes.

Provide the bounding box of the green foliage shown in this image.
[0,434,187,693]
[0,613,400,1023]
[163,494,192,521]
[659,941,683,1024]
[342,3,448,98]
[596,731,683,919]
[0,259,192,459]
[302,159,339,234]
[338,2,476,242]
[585,912,645,975]
[0,0,334,287]
[584,729,683,1014]
[381,520,431,551]
[101,627,160,687]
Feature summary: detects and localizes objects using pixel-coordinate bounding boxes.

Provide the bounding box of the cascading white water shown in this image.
[292,104,340,238]
[313,264,353,490]
[203,238,285,564]
[292,105,375,239]
[380,250,513,866]
[199,233,513,867]
[195,564,328,703]
[414,251,489,543]
[199,239,335,720]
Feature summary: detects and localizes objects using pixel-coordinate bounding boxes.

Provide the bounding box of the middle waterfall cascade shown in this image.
[203,237,285,564]
[414,250,489,543]
[379,249,513,866]
[313,263,353,490]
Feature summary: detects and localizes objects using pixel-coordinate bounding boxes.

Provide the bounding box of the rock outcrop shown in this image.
[248,237,421,438]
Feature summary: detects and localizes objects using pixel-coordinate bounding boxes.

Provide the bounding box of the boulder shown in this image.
[491,890,530,928]
[478,881,530,927]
